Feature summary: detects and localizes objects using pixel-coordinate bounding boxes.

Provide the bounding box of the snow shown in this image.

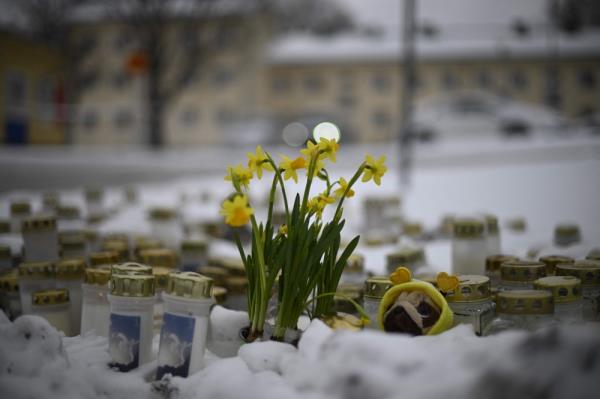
[2,311,599,399]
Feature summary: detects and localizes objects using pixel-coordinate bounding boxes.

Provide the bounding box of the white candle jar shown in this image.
[22,215,59,262]
[81,266,111,337]
[56,258,85,336]
[452,218,487,275]
[556,261,600,321]
[180,239,208,272]
[140,248,178,269]
[18,261,56,315]
[485,290,556,335]
[534,276,583,323]
[386,247,425,275]
[148,208,181,250]
[85,188,105,219]
[10,201,31,234]
[59,232,89,261]
[485,255,518,288]
[363,276,393,330]
[57,205,85,232]
[108,273,156,371]
[340,253,366,285]
[0,270,21,319]
[31,288,72,336]
[156,272,213,379]
[499,260,547,291]
[445,275,495,336]
[153,267,171,334]
[484,214,501,256]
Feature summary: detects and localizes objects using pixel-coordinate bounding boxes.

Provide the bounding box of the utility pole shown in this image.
[399,0,417,187]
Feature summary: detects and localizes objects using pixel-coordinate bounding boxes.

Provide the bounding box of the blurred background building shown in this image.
[1,0,599,147]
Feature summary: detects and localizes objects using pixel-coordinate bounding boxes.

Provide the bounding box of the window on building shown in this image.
[510,70,528,90]
[475,70,491,88]
[4,72,26,116]
[441,71,458,90]
[304,74,323,93]
[36,78,55,122]
[339,71,354,92]
[577,69,596,90]
[180,107,199,127]
[371,72,391,93]
[212,66,235,87]
[113,109,134,130]
[338,95,356,108]
[271,76,291,93]
[113,30,131,52]
[216,108,235,125]
[372,110,391,128]
[112,71,131,89]
[79,70,99,92]
[82,109,98,131]
[214,25,237,50]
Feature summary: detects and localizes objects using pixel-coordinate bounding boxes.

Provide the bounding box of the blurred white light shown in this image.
[282,122,309,147]
[313,121,341,142]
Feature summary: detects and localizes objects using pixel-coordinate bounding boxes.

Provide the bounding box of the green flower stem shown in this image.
[264,154,290,220]
[333,163,365,220]
[301,152,319,214]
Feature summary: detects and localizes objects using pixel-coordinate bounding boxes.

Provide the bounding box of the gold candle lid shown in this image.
[0,270,19,291]
[533,276,581,303]
[486,254,518,273]
[165,272,213,299]
[181,238,208,251]
[453,218,485,238]
[444,275,491,303]
[197,265,229,285]
[0,219,10,233]
[10,201,31,215]
[500,260,546,282]
[110,274,155,297]
[21,215,57,232]
[90,251,120,266]
[539,255,574,275]
[139,248,178,268]
[506,217,526,232]
[386,247,424,268]
[402,221,423,237]
[555,260,600,287]
[18,261,55,279]
[224,276,248,294]
[148,207,177,220]
[345,253,365,274]
[209,256,245,276]
[59,231,86,246]
[111,262,153,275]
[211,285,227,304]
[102,240,129,262]
[553,223,580,246]
[496,290,554,315]
[586,248,600,261]
[57,205,80,219]
[84,187,104,201]
[153,267,171,291]
[84,267,111,285]
[483,214,499,234]
[32,288,70,305]
[56,258,86,279]
[104,233,129,243]
[364,276,393,299]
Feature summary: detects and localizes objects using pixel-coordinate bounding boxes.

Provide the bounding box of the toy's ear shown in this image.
[390,266,412,285]
[436,272,459,292]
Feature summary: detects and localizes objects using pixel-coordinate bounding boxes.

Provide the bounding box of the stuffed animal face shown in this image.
[382,290,441,335]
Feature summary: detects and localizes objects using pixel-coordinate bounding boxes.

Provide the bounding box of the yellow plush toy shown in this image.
[377,267,454,335]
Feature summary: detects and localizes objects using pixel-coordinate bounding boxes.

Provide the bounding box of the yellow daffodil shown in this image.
[308,192,335,218]
[225,164,253,188]
[247,145,273,179]
[220,195,254,227]
[300,140,320,159]
[333,177,355,198]
[280,155,307,183]
[361,154,387,185]
[317,138,339,163]
[307,157,325,178]
[278,224,288,235]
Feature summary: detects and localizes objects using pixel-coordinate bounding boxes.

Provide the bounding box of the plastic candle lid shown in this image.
[32,289,70,305]
[139,248,178,268]
[21,215,57,232]
[500,260,546,282]
[444,275,491,303]
[166,272,213,299]
[18,261,56,279]
[56,258,86,280]
[111,262,152,276]
[0,270,19,292]
[496,290,554,315]
[84,267,111,285]
[534,276,581,303]
[110,274,155,297]
[90,251,120,267]
[453,218,485,238]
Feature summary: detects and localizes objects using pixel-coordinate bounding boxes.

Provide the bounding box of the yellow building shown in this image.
[0,31,66,145]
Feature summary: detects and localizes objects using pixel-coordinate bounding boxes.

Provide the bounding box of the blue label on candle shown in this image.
[109,313,141,372]
[156,312,196,379]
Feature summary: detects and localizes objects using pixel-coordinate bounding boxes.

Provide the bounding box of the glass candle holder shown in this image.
[556,261,600,321]
[445,275,495,336]
[534,276,583,323]
[81,267,111,337]
[499,260,546,291]
[452,218,487,275]
[363,276,393,330]
[486,290,556,335]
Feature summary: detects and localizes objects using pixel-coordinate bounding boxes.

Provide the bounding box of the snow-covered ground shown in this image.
[1,137,600,398]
